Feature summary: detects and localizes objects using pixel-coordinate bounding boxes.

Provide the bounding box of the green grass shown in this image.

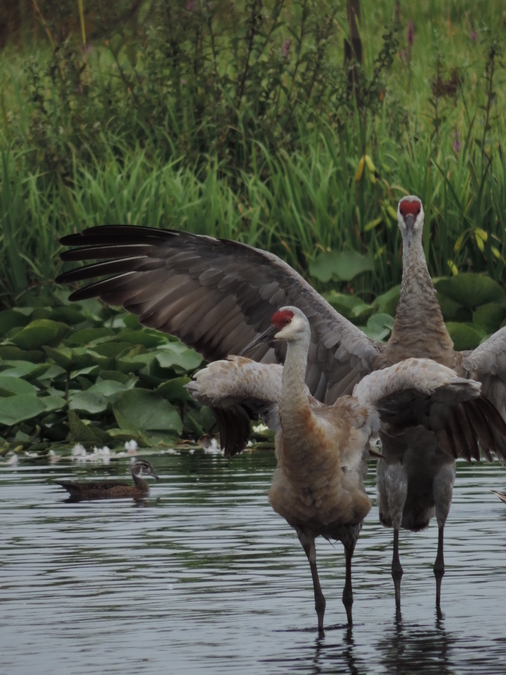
[0,0,505,304]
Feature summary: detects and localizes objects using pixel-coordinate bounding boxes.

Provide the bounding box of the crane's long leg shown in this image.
[342,540,356,627]
[297,529,326,633]
[434,524,445,615]
[433,460,455,617]
[392,528,403,611]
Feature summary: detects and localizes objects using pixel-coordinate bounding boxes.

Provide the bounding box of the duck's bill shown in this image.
[240,325,278,356]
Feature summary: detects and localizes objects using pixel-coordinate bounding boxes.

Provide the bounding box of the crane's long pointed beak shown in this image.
[241,324,278,356]
[405,214,414,248]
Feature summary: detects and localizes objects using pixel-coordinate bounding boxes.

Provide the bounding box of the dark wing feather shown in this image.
[461,326,506,420]
[57,226,383,403]
[376,383,506,463]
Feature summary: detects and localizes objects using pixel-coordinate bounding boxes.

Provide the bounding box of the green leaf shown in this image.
[0,361,51,380]
[88,342,133,358]
[43,346,77,369]
[155,343,203,372]
[69,390,109,414]
[473,303,506,334]
[361,313,394,342]
[116,330,165,348]
[436,274,505,309]
[66,327,115,345]
[373,285,401,316]
[157,376,192,402]
[0,375,38,397]
[0,309,31,337]
[98,370,137,385]
[322,291,370,320]
[0,346,45,362]
[67,410,107,444]
[113,389,183,434]
[49,306,86,325]
[0,395,47,426]
[11,319,63,350]
[309,250,375,283]
[446,322,484,350]
[40,395,67,412]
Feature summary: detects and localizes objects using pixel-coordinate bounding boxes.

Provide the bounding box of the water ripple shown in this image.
[0,452,505,674]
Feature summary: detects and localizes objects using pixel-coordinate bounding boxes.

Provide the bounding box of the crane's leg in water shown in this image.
[391,528,403,611]
[297,529,326,634]
[433,461,455,617]
[342,539,356,627]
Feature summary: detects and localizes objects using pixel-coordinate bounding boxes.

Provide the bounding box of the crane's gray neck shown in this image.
[386,233,454,365]
[280,333,311,420]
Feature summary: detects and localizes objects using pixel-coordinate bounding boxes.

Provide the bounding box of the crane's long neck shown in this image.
[386,232,455,366]
[279,333,311,433]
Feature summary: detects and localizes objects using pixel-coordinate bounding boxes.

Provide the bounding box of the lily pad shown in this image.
[0,376,38,397]
[0,395,47,426]
[473,303,506,335]
[0,346,45,363]
[116,330,164,348]
[68,410,109,445]
[69,390,109,415]
[0,309,31,337]
[361,314,394,342]
[322,291,371,321]
[374,285,401,317]
[158,376,192,402]
[156,343,203,372]
[445,322,484,351]
[0,362,51,380]
[11,319,66,350]
[65,327,115,346]
[436,274,505,309]
[40,395,67,412]
[113,389,183,434]
[310,250,375,283]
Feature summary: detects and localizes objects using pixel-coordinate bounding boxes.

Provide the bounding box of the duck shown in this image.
[54,459,159,501]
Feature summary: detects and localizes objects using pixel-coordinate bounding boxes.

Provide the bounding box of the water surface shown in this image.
[1,450,505,675]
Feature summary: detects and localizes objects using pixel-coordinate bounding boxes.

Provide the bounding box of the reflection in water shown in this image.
[377,615,454,675]
[0,453,506,675]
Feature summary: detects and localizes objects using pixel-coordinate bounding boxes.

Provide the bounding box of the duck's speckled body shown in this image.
[54,460,159,501]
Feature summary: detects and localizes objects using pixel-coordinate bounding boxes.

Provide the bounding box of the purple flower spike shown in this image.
[186,0,195,11]
[470,29,478,42]
[453,131,461,154]
[407,21,415,47]
[282,39,291,58]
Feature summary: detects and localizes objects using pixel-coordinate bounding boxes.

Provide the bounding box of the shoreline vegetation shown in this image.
[1,0,505,458]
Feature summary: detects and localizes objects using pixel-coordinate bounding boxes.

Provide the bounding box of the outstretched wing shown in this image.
[186,356,284,457]
[461,326,506,420]
[356,358,506,462]
[57,226,383,403]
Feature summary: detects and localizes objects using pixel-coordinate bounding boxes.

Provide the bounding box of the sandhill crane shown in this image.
[54,459,159,501]
[186,306,502,631]
[56,199,506,611]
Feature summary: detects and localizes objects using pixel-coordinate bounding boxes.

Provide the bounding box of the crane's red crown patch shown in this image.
[271,309,294,329]
[399,198,421,217]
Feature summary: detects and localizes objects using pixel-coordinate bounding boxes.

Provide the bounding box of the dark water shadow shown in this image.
[376,612,455,675]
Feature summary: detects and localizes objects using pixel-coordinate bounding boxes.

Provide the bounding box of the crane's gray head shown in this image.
[241,306,310,354]
[131,459,159,480]
[397,196,424,248]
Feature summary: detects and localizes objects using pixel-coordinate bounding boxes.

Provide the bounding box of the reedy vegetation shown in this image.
[1,0,506,455]
[0,0,505,304]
